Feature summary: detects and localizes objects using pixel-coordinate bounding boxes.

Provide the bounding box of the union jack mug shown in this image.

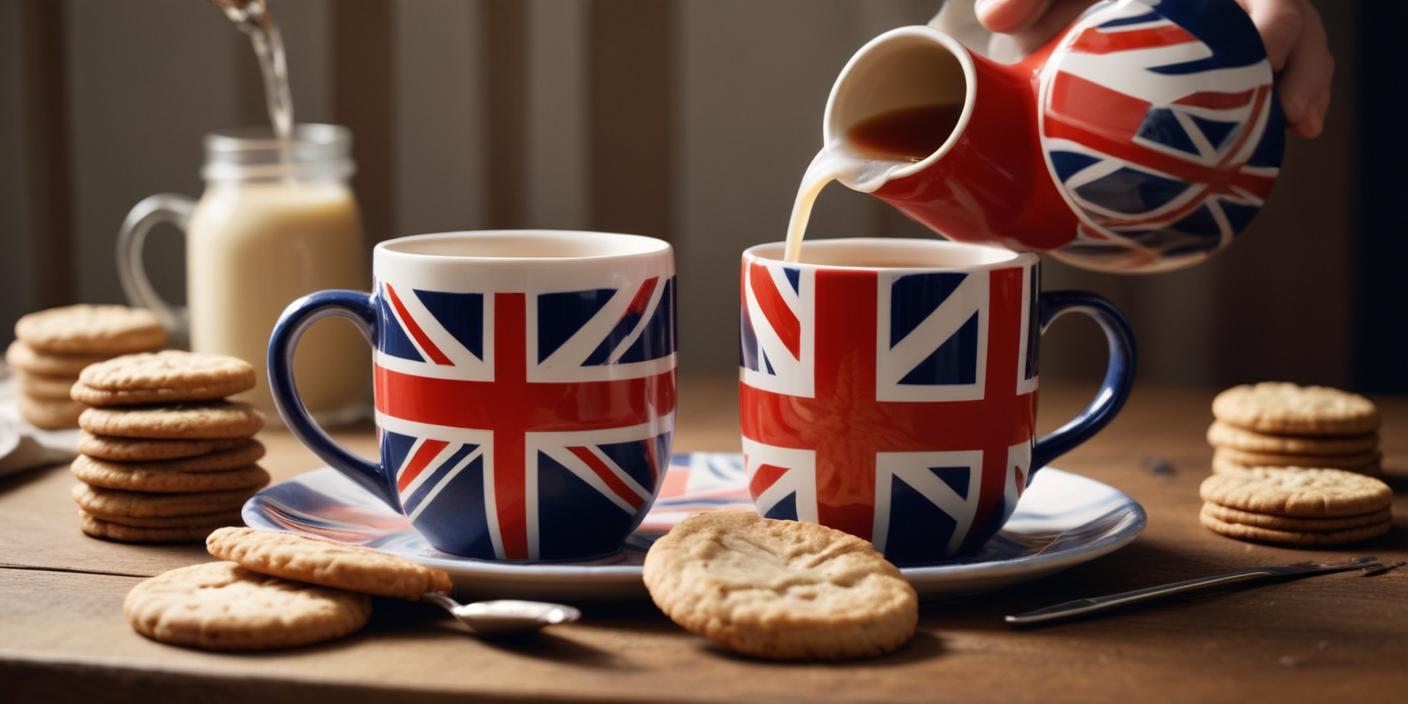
[269,231,677,561]
[739,238,1135,564]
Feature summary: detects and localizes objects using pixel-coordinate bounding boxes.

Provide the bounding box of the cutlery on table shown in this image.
[1007,556,1397,627]
[423,593,582,636]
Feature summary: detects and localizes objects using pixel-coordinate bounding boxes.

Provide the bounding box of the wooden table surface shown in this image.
[2,379,1405,703]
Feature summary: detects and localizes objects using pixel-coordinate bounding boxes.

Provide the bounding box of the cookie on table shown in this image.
[15,304,167,355]
[1201,502,1390,532]
[5,340,108,377]
[643,511,917,661]
[72,482,259,519]
[207,527,453,599]
[74,351,255,406]
[124,561,371,651]
[78,402,264,440]
[71,455,270,494]
[18,396,85,430]
[1199,467,1392,518]
[1212,383,1379,436]
[1212,447,1381,473]
[1198,507,1389,547]
[1205,420,1378,456]
[79,513,229,544]
[77,431,248,462]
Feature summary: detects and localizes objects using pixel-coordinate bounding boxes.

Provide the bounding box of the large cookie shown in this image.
[1198,467,1392,518]
[79,509,244,529]
[78,431,248,462]
[71,455,270,493]
[5,340,108,377]
[1201,502,1391,532]
[79,402,265,440]
[207,527,453,599]
[1210,454,1382,477]
[81,440,266,473]
[1212,383,1379,436]
[76,351,255,404]
[1206,421,1378,456]
[15,304,167,355]
[643,511,917,661]
[124,562,371,651]
[72,482,259,519]
[1199,508,1390,547]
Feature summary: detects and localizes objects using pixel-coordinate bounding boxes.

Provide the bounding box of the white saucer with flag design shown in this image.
[243,453,1145,600]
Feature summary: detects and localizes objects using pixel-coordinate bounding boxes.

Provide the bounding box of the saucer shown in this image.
[243,453,1145,600]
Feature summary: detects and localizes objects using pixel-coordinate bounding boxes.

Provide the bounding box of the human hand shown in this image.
[974,0,1334,138]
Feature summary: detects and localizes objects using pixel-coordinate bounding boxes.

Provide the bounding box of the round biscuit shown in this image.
[80,513,223,543]
[124,562,371,651]
[79,351,254,395]
[15,371,79,400]
[1212,383,1379,436]
[1206,420,1378,456]
[15,304,167,355]
[79,401,264,440]
[643,511,917,661]
[84,440,267,473]
[1199,508,1390,546]
[71,455,270,493]
[72,482,259,519]
[1211,453,1382,477]
[1198,467,1391,518]
[1213,447,1380,472]
[19,396,84,429]
[6,340,108,376]
[78,431,247,461]
[1200,502,1391,532]
[206,527,453,599]
[71,381,240,407]
[79,508,244,529]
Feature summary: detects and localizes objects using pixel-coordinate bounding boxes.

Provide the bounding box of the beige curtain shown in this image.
[0,0,1358,388]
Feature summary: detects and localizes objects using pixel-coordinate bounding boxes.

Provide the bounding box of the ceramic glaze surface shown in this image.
[268,231,676,562]
[1037,0,1284,272]
[737,239,1135,563]
[243,454,1147,600]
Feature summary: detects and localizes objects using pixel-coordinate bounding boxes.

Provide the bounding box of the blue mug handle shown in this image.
[1031,290,1136,471]
[267,289,401,511]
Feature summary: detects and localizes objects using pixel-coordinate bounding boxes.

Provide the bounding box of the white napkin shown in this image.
[0,371,79,477]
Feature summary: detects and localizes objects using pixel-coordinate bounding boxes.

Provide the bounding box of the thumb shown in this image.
[975,0,1054,33]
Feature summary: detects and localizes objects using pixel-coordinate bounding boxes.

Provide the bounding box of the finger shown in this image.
[1274,1,1332,137]
[988,0,1095,55]
[974,0,1053,33]
[1240,0,1305,71]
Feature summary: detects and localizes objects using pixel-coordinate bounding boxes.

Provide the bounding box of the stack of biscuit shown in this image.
[1199,466,1393,547]
[1207,382,1382,476]
[68,351,270,543]
[7,305,167,429]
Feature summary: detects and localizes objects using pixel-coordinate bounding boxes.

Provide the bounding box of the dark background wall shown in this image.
[0,0,1391,391]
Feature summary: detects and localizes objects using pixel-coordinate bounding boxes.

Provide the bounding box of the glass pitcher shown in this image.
[117,124,370,423]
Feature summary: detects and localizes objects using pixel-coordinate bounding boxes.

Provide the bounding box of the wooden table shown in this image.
[2,380,1405,703]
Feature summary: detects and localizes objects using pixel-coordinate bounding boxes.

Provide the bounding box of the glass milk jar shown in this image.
[118,124,369,422]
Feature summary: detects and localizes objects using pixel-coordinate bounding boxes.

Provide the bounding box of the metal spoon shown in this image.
[1007,555,1386,627]
[422,593,581,636]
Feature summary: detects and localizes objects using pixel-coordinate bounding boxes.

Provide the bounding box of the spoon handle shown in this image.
[1005,556,1379,626]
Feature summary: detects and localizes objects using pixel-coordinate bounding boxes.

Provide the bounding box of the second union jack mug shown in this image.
[269,231,677,561]
[739,238,1135,564]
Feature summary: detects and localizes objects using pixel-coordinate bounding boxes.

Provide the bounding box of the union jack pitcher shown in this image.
[271,230,676,561]
[738,238,1134,564]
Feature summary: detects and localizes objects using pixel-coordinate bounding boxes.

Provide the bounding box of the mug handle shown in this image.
[267,289,399,510]
[117,194,195,340]
[1031,290,1136,471]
